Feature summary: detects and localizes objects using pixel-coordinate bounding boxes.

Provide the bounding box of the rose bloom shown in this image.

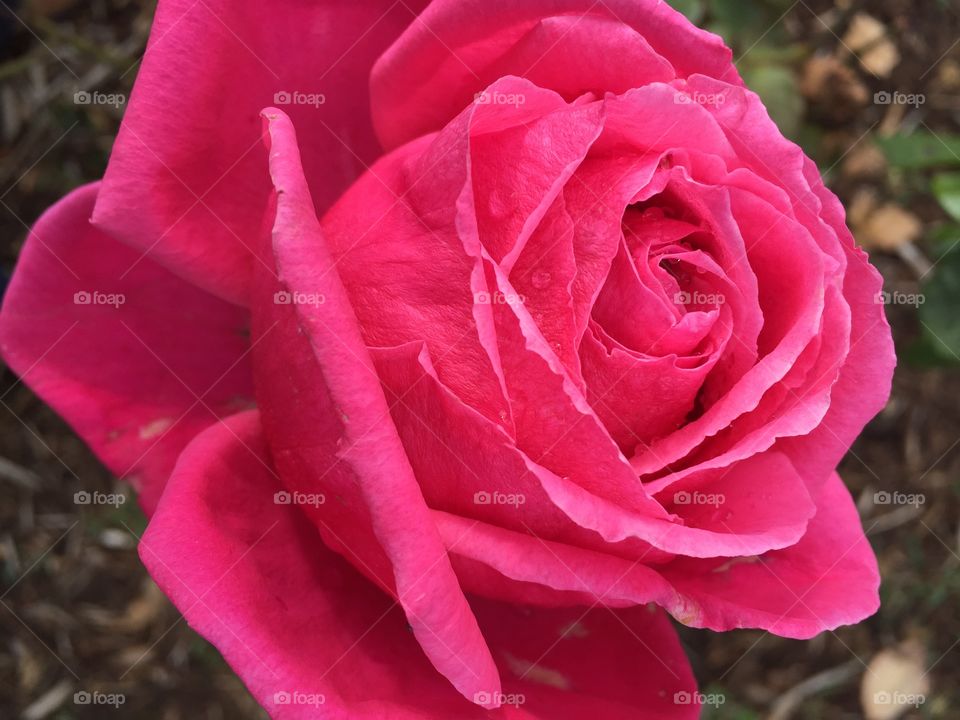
[0,1,894,718]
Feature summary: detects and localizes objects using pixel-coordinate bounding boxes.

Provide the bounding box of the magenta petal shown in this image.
[140,411,492,719]
[371,341,673,564]
[254,109,500,707]
[437,468,876,640]
[470,598,699,719]
[93,0,426,304]
[142,410,698,718]
[371,0,740,148]
[776,160,896,491]
[0,183,253,513]
[661,472,880,638]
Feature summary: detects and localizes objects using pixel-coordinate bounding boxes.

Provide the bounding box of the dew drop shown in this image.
[531,270,552,289]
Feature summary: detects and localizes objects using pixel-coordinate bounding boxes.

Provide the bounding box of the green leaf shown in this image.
[928,224,960,261]
[667,0,706,23]
[932,173,960,222]
[904,335,960,367]
[877,133,960,169]
[742,66,805,140]
[918,249,960,364]
[710,0,788,49]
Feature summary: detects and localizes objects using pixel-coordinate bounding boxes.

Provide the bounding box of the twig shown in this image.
[767,659,862,720]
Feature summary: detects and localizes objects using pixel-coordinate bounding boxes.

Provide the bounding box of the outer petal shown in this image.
[470,598,699,720]
[776,159,896,490]
[93,0,427,304]
[0,183,253,514]
[254,109,500,707]
[439,471,879,638]
[660,472,881,637]
[371,0,740,148]
[141,410,699,719]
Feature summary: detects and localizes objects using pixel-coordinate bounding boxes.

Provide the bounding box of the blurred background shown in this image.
[0,0,958,718]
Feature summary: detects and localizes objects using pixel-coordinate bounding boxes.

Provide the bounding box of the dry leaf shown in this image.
[85,579,168,633]
[24,0,79,17]
[844,14,887,52]
[933,60,960,91]
[800,55,870,124]
[842,143,888,179]
[847,189,879,231]
[843,13,901,78]
[856,204,923,252]
[862,41,901,78]
[860,640,930,720]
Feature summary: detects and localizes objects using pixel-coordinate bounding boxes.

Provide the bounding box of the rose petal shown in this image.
[660,472,880,638]
[371,0,740,148]
[0,183,253,513]
[93,0,426,304]
[320,77,604,425]
[470,597,699,719]
[470,87,604,269]
[439,469,878,638]
[142,410,698,719]
[370,340,674,565]
[776,159,896,492]
[140,410,489,719]
[253,109,501,706]
[631,184,828,476]
[579,325,714,451]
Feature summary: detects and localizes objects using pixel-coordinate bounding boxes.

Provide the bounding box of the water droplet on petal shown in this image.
[531,270,552,289]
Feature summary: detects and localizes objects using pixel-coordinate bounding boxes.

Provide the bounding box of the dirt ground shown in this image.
[1,1,959,718]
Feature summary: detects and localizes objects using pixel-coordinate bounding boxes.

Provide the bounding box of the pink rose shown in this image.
[0,1,895,718]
